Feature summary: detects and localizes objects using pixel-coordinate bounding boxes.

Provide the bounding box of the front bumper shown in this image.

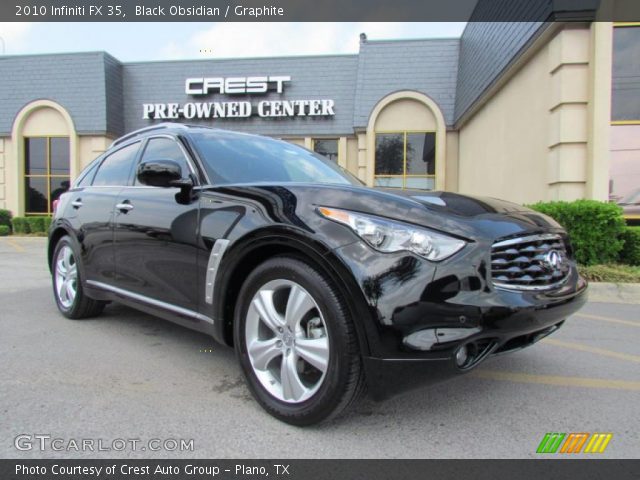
[333,241,588,400]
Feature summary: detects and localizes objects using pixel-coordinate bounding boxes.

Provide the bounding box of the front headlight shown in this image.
[318,206,466,261]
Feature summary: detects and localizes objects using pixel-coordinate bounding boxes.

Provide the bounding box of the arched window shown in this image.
[367,92,446,191]
[24,136,70,215]
[11,100,77,216]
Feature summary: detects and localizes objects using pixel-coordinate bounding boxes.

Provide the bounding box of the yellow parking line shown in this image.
[575,312,639,328]
[473,370,640,391]
[541,338,640,364]
[3,237,26,252]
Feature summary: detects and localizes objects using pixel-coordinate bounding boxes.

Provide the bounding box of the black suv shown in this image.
[49,123,587,425]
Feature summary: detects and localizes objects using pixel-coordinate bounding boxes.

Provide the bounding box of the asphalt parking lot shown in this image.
[1,237,638,459]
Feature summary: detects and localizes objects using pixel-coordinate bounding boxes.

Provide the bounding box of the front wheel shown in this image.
[52,236,105,319]
[234,257,364,425]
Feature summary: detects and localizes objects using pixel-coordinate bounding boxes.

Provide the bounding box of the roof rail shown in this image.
[110,123,188,147]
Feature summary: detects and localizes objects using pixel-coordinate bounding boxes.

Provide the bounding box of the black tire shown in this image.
[234,256,365,426]
[51,235,105,319]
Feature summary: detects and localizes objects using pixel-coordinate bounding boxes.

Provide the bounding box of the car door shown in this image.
[66,141,142,286]
[113,135,200,313]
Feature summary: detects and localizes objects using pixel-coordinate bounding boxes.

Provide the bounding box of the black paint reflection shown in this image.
[362,256,420,306]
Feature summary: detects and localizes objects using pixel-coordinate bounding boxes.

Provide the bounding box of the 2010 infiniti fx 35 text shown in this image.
[48,123,587,425]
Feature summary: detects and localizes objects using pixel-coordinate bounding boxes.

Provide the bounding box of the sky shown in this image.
[0,22,466,61]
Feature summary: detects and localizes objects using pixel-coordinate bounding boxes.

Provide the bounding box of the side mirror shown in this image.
[137,159,183,187]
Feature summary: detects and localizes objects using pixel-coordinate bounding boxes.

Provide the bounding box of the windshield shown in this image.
[191,132,361,186]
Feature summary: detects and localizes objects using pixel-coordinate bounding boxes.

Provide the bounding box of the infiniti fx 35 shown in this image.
[49,123,588,425]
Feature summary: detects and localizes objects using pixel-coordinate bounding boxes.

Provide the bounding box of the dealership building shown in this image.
[0,14,638,216]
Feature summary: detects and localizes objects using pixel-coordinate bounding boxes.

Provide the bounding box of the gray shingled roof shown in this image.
[353,38,460,128]
[454,0,554,123]
[104,54,125,136]
[0,52,122,137]
[454,22,546,123]
[0,20,560,137]
[0,0,602,138]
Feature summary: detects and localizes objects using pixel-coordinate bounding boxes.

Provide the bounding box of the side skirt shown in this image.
[86,280,217,336]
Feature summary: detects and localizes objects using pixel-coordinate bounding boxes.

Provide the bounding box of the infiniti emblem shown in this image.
[282,331,295,347]
[544,249,563,271]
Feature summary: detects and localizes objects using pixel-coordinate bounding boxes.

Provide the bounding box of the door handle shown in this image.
[115,202,134,213]
[71,199,83,209]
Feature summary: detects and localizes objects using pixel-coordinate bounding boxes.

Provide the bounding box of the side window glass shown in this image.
[92,142,140,187]
[75,160,100,187]
[136,137,191,185]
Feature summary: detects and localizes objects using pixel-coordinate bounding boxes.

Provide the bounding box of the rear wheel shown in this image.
[52,236,105,319]
[234,256,364,425]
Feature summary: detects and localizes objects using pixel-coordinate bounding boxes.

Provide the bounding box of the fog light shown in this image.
[455,345,469,367]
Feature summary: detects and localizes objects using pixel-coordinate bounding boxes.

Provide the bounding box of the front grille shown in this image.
[490,234,571,291]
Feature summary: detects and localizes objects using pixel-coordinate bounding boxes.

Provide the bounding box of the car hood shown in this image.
[322,185,562,241]
[207,183,563,242]
[376,189,531,216]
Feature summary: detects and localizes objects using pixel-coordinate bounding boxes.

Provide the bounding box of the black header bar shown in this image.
[1,0,640,22]
[1,459,640,480]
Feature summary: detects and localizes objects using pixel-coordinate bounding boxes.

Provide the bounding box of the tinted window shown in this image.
[612,26,640,121]
[406,133,436,176]
[50,137,70,175]
[313,139,339,163]
[75,161,100,187]
[374,132,436,190]
[375,133,404,176]
[25,138,47,175]
[92,142,140,186]
[192,133,359,186]
[24,137,71,214]
[25,177,48,213]
[136,137,191,185]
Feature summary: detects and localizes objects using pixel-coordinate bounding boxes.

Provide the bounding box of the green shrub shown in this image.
[0,209,12,230]
[0,225,10,236]
[11,217,30,234]
[11,216,51,234]
[26,216,46,233]
[619,226,640,266]
[529,200,625,266]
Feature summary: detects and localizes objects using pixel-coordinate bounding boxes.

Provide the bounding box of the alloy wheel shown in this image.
[245,279,330,403]
[55,245,78,309]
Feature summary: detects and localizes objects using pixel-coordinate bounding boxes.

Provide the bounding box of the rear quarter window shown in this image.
[74,160,100,188]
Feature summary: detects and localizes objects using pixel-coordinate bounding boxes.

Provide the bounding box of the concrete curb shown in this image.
[587,282,640,304]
